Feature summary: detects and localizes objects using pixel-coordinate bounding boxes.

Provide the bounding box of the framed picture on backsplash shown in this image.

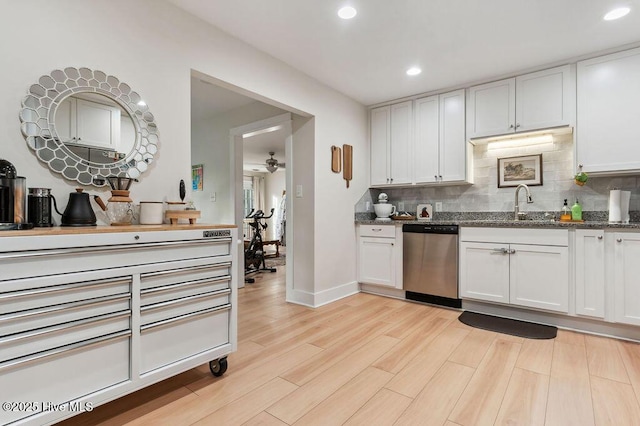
[416,203,433,221]
[497,154,543,188]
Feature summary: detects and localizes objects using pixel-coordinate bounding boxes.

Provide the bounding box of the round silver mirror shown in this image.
[19,67,159,187]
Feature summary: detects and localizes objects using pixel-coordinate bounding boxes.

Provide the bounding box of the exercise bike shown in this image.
[244,208,277,283]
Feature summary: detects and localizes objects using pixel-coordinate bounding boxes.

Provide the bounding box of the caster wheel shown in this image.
[245,277,255,284]
[269,268,276,273]
[209,357,228,377]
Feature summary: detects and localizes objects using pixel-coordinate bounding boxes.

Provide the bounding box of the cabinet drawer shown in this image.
[0,331,130,425]
[0,311,130,362]
[140,262,231,291]
[140,304,230,374]
[141,276,230,307]
[0,276,132,315]
[0,294,130,337]
[140,291,230,326]
[359,225,396,238]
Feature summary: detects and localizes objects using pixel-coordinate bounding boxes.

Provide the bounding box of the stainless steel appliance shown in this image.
[403,223,461,308]
[0,159,31,230]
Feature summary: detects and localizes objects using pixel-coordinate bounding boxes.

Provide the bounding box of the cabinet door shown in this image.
[516,65,573,132]
[370,106,390,185]
[577,48,640,174]
[358,237,396,287]
[575,230,605,318]
[439,89,467,182]
[614,233,640,325]
[459,242,510,303]
[76,98,121,149]
[509,244,569,313]
[466,78,515,138]
[56,97,76,143]
[414,95,439,183]
[389,101,412,185]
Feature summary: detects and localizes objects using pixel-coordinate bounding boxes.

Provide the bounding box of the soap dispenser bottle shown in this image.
[571,198,582,221]
[561,199,571,221]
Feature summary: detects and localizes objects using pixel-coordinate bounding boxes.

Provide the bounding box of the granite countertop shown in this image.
[355,218,640,229]
[354,211,640,229]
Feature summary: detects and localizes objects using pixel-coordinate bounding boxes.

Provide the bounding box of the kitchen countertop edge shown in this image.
[0,223,237,237]
[355,219,640,229]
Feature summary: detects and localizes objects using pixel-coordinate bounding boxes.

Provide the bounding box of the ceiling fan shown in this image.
[265,151,285,173]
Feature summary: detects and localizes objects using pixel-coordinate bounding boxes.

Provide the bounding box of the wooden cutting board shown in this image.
[343,144,353,188]
[331,145,341,173]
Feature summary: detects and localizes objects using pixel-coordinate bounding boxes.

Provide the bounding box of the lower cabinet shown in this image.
[0,227,237,425]
[613,232,640,325]
[357,224,402,289]
[575,229,606,318]
[459,228,569,313]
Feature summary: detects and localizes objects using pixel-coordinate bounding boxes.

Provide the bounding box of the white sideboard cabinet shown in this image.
[0,225,237,425]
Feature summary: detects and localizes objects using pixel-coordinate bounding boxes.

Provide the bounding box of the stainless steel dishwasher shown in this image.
[403,224,461,308]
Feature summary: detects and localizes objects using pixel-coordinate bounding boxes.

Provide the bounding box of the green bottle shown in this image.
[571,198,582,221]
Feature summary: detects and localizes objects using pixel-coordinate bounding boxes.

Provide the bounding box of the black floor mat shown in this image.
[458,311,557,339]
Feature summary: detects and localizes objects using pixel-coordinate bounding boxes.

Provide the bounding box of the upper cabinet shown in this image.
[467,65,574,139]
[57,96,122,150]
[370,101,412,185]
[577,47,640,174]
[414,89,469,184]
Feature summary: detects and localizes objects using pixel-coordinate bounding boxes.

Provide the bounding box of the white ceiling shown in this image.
[242,127,287,173]
[172,0,640,105]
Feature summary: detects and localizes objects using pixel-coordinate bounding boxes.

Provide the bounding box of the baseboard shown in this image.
[287,281,360,308]
[359,284,406,300]
[463,300,640,343]
[312,280,360,308]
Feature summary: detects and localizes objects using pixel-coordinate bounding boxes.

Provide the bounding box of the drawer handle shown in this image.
[0,294,131,324]
[0,310,131,346]
[141,262,232,280]
[141,276,231,295]
[0,277,132,302]
[597,235,603,240]
[371,228,383,232]
[617,238,623,243]
[0,238,231,260]
[0,330,131,373]
[140,289,231,312]
[492,248,508,254]
[141,304,231,332]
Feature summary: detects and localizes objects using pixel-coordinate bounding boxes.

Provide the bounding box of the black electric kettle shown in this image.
[60,188,97,226]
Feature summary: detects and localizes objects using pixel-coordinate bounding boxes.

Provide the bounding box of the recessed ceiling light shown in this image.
[406,67,422,76]
[338,6,357,19]
[604,7,630,20]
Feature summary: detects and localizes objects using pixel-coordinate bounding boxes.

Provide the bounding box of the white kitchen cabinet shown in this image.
[459,227,569,313]
[459,242,510,303]
[613,232,640,325]
[0,226,237,426]
[577,47,640,174]
[467,65,573,139]
[575,229,606,318]
[370,101,412,186]
[357,224,402,288]
[57,96,122,149]
[414,89,469,184]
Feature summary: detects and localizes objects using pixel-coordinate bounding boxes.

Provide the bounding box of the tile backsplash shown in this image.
[356,133,639,215]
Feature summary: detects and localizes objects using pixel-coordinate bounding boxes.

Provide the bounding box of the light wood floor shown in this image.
[62,268,640,426]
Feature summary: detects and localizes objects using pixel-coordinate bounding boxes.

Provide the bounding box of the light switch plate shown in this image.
[435,202,443,212]
[398,201,405,211]
[296,185,303,198]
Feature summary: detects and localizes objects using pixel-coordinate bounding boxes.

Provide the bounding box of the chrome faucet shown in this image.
[514,184,533,220]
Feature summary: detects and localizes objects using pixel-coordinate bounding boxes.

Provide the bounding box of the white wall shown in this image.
[191,101,286,224]
[1,0,368,306]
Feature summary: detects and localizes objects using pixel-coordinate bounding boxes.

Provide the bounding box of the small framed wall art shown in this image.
[497,154,543,188]
[416,203,433,221]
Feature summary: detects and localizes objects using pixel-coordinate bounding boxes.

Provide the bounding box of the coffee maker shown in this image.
[0,159,31,230]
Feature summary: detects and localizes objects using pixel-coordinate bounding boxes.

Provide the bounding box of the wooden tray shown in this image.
[165,210,201,224]
[391,215,416,220]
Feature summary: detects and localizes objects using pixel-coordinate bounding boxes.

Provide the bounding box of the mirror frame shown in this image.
[19,67,159,187]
